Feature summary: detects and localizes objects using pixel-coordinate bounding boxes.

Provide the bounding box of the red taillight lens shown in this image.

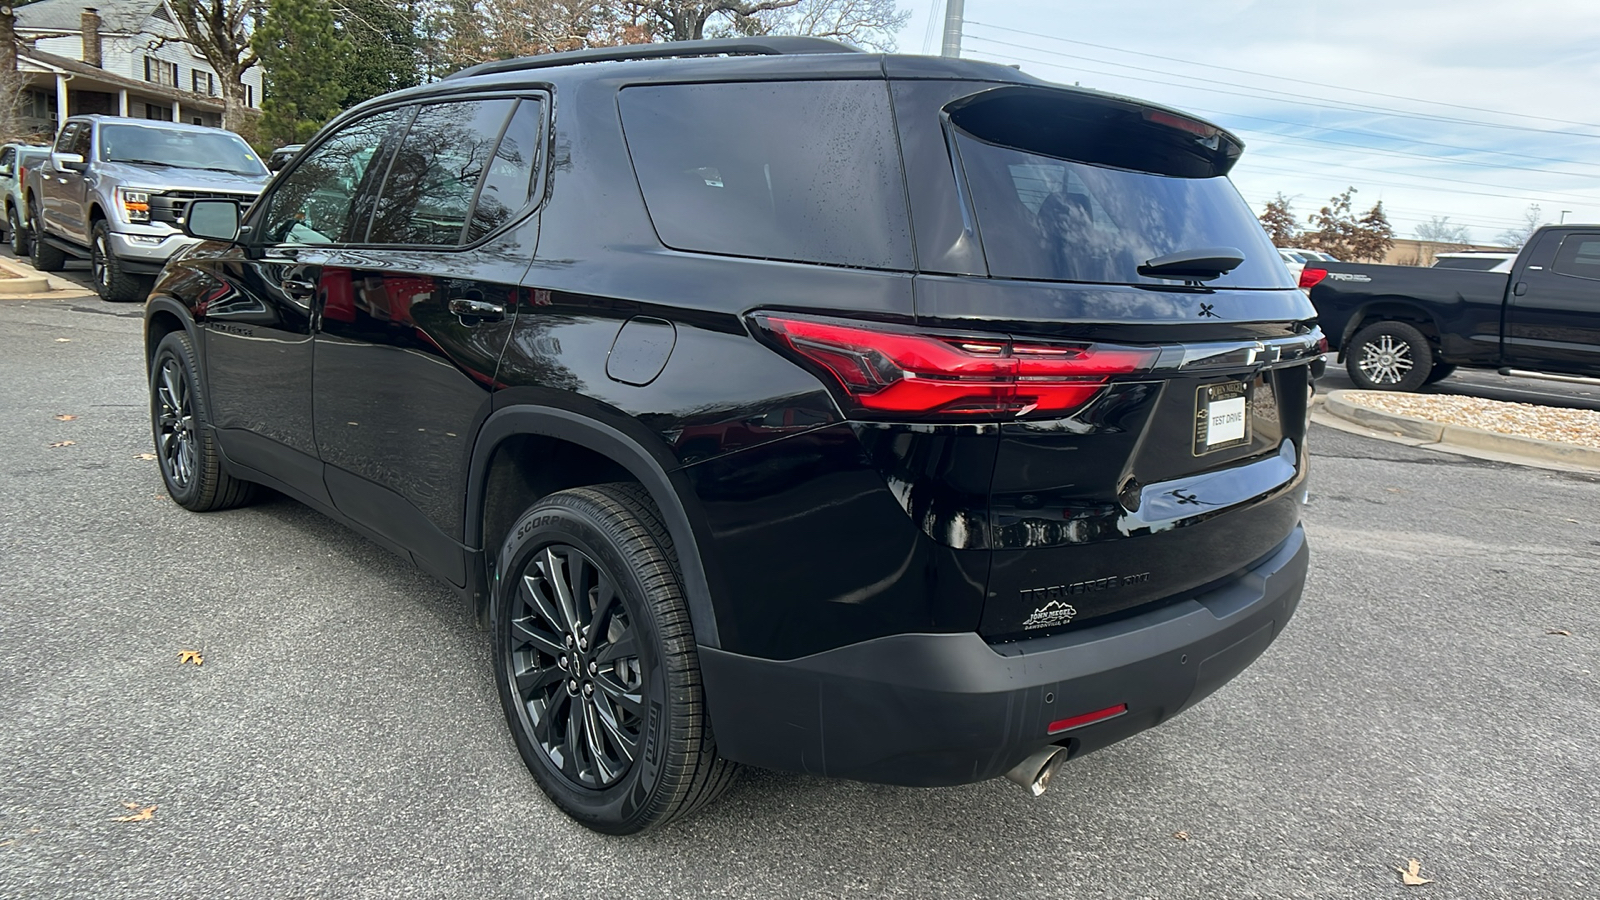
[752,314,1156,419]
[1298,267,1328,290]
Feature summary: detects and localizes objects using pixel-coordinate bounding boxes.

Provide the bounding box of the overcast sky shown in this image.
[893,1,1600,245]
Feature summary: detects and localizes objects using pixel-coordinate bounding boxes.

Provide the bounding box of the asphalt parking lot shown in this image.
[2,294,1597,900]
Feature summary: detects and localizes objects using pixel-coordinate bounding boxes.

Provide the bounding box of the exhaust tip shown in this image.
[1004,746,1069,797]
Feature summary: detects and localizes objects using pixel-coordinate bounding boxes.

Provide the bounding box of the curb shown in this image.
[0,260,52,294]
[1323,390,1600,472]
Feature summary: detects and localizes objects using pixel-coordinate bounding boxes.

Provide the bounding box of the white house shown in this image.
[12,0,264,137]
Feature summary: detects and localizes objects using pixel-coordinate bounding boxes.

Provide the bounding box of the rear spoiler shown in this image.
[943,85,1244,178]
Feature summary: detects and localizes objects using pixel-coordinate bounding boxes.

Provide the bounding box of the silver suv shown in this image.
[26,116,270,301]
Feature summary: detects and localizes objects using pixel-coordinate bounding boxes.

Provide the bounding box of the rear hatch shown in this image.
[902,80,1319,641]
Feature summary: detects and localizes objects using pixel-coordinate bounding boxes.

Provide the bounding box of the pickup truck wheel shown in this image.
[7,206,29,257]
[150,331,259,511]
[29,226,66,272]
[493,483,737,834]
[91,220,143,302]
[1423,362,1457,385]
[1346,321,1433,392]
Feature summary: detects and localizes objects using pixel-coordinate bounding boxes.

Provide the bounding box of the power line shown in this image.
[966,20,1600,134]
[963,34,1600,141]
[1180,105,1600,173]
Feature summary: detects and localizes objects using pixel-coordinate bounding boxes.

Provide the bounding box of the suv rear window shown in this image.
[619,81,913,271]
[949,95,1290,289]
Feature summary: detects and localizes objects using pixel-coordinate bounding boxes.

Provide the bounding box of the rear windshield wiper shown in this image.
[1137,247,1244,282]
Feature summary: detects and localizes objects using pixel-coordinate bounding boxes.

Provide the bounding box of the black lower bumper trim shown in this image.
[698,525,1308,786]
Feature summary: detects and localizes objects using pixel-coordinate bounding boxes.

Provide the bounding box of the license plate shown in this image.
[1193,381,1251,454]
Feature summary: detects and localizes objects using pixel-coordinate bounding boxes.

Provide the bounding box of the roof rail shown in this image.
[444,37,862,81]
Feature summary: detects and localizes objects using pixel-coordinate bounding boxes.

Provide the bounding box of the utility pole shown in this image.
[941,0,965,58]
[1560,210,1571,224]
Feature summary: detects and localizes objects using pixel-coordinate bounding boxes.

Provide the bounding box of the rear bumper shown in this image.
[698,524,1308,786]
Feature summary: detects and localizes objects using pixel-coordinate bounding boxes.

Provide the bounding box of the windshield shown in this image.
[954,130,1293,288]
[98,124,267,177]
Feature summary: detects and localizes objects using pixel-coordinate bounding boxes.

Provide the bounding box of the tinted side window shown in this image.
[1552,235,1600,281]
[258,109,403,245]
[53,125,77,154]
[366,99,516,246]
[466,98,542,243]
[619,81,913,270]
[71,126,91,158]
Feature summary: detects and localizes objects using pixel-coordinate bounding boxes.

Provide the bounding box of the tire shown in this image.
[493,483,737,834]
[150,330,259,511]
[29,219,66,272]
[1423,362,1457,385]
[8,205,30,257]
[91,220,143,302]
[1344,321,1433,392]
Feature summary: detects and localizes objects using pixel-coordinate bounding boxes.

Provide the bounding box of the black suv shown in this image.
[147,38,1319,834]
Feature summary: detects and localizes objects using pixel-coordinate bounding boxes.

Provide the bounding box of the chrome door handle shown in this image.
[448,297,505,322]
[281,277,316,295]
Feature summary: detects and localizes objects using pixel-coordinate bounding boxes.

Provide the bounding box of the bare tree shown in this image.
[1414,215,1471,248]
[625,1,804,42]
[165,0,263,131]
[1495,203,1544,248]
[758,0,910,50]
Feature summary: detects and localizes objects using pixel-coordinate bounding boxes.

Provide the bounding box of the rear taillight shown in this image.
[751,313,1156,420]
[1298,267,1328,290]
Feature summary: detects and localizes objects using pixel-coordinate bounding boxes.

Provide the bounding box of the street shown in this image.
[1,295,1597,899]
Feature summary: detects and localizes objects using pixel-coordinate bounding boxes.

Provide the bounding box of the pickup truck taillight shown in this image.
[750,312,1157,420]
[1298,267,1328,290]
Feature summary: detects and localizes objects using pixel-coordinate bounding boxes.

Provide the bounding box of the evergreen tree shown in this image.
[335,0,424,107]
[254,0,349,146]
[1257,193,1299,246]
[1352,200,1395,262]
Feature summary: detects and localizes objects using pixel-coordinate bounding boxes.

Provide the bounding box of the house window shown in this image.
[144,57,179,87]
[191,70,215,96]
[145,103,174,122]
[192,116,203,126]
[245,84,254,107]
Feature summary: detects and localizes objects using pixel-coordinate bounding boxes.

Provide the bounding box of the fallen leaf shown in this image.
[1172,831,1189,841]
[178,650,204,666]
[113,803,157,823]
[54,338,71,343]
[135,453,157,461]
[48,441,76,448]
[1396,858,1434,886]
[54,414,77,421]
[1547,629,1572,636]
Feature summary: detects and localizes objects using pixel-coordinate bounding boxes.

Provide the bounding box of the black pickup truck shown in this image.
[1307,224,1600,391]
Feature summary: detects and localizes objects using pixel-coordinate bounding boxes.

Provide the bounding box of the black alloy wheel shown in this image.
[8,206,29,257]
[1345,320,1434,392]
[149,331,258,511]
[493,483,737,834]
[153,350,198,493]
[91,220,142,302]
[511,543,646,789]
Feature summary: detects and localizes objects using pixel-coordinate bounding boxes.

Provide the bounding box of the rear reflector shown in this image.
[1298,267,1328,290]
[751,313,1156,420]
[1047,703,1128,735]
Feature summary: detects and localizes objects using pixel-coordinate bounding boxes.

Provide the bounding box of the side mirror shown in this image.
[51,152,86,172]
[185,199,241,242]
[0,163,12,177]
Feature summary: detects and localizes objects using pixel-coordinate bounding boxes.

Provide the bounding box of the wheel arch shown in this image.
[1338,299,1442,360]
[467,405,722,649]
[144,295,199,373]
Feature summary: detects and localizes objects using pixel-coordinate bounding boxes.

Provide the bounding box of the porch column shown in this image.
[118,89,128,116]
[171,98,180,122]
[55,74,68,131]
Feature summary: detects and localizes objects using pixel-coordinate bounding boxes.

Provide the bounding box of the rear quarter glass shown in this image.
[617,80,914,271]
